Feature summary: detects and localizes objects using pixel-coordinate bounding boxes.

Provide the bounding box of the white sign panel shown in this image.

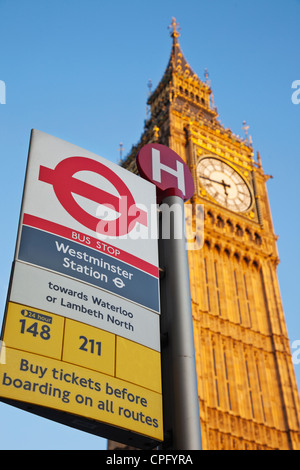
[15,130,159,312]
[10,262,160,351]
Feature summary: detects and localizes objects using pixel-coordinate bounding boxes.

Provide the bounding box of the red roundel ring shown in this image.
[39,156,147,236]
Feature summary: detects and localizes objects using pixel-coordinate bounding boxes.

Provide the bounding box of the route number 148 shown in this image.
[19,319,51,340]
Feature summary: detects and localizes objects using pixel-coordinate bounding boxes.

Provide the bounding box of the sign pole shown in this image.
[159,194,202,450]
[137,142,202,450]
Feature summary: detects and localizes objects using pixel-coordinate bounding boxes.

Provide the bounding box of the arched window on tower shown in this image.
[254,233,262,246]
[245,228,252,241]
[243,272,252,328]
[236,224,243,236]
[217,216,225,229]
[214,260,222,316]
[226,219,234,233]
[212,346,220,407]
[245,359,255,419]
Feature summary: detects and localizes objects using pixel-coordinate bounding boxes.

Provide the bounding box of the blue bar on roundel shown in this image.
[17,225,159,313]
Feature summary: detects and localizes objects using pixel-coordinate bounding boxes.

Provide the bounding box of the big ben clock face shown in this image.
[197,157,252,213]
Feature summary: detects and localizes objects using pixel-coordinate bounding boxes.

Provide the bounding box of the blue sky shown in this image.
[0,0,300,449]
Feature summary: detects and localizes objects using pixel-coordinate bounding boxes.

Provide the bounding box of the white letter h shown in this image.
[151,148,186,194]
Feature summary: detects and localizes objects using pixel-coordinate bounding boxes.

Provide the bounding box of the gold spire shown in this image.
[168,17,180,39]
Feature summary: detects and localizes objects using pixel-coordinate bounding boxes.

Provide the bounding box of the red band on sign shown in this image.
[39,156,148,236]
[22,213,158,278]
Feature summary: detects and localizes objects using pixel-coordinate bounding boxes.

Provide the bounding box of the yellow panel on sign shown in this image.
[62,319,115,376]
[116,337,162,393]
[0,347,163,441]
[3,302,64,360]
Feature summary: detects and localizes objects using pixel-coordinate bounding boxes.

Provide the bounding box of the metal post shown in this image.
[159,194,202,450]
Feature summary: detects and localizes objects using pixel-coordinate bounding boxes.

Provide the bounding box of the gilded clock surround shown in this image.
[116,18,300,450]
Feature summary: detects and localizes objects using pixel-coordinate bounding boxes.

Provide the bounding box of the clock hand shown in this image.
[221,179,229,196]
[199,175,231,189]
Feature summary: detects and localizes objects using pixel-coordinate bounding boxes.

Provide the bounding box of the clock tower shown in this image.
[121,18,300,450]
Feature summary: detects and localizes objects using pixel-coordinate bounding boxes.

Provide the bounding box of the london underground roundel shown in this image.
[39,156,147,237]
